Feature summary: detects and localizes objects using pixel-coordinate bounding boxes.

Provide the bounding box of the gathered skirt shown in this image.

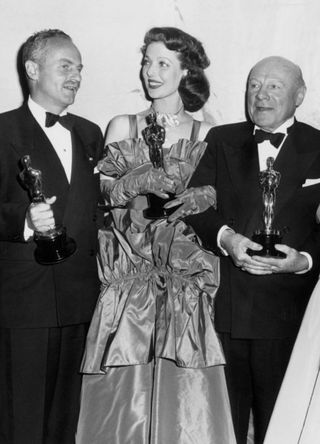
[76,357,236,444]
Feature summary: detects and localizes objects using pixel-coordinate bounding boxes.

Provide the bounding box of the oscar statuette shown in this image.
[142,113,178,219]
[249,156,286,258]
[19,155,77,265]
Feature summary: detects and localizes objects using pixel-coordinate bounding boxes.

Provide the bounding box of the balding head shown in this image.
[247,56,306,131]
[250,56,305,89]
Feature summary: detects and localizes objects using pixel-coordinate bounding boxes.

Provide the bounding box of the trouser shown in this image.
[0,324,88,444]
[219,333,295,444]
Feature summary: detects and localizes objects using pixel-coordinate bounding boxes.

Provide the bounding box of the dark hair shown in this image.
[22,29,71,67]
[141,27,210,112]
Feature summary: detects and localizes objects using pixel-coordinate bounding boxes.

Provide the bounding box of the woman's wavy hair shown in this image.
[141,27,210,112]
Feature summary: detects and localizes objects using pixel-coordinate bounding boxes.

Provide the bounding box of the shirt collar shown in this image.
[254,117,295,135]
[28,97,68,128]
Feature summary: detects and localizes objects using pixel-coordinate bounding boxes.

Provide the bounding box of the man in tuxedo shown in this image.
[187,56,320,443]
[0,30,103,443]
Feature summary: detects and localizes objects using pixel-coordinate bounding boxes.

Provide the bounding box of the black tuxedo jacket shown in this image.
[188,120,320,338]
[0,104,103,328]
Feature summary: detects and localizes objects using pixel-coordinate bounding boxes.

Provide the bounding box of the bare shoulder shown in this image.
[198,120,214,141]
[105,114,131,144]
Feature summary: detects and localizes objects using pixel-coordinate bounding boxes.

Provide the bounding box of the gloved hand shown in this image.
[162,158,195,195]
[164,185,217,222]
[106,164,176,207]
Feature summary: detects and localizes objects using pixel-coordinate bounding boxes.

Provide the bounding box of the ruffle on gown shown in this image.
[98,137,207,195]
[81,138,224,374]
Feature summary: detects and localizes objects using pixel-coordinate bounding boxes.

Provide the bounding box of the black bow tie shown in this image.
[45,112,73,130]
[254,129,285,148]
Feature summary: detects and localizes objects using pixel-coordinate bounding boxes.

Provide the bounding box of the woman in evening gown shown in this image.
[264,277,320,444]
[76,27,236,444]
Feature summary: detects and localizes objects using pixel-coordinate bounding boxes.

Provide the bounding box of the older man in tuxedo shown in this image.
[187,56,320,443]
[0,30,103,443]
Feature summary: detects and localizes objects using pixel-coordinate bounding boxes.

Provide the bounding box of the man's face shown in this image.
[29,37,83,114]
[247,58,305,131]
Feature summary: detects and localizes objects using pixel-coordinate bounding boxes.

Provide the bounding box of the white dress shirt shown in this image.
[28,97,72,182]
[255,117,294,172]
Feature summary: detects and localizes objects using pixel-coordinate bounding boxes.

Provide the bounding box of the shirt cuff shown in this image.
[217,225,234,256]
[24,218,34,241]
[295,251,312,274]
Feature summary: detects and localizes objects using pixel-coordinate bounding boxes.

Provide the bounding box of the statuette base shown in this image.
[248,230,286,258]
[143,193,181,220]
[34,226,77,265]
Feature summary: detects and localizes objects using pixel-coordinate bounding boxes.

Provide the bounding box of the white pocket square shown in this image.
[302,178,320,187]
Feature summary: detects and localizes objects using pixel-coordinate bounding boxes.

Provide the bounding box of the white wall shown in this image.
[1,0,320,134]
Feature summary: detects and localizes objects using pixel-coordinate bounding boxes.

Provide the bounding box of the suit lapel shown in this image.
[62,125,97,229]
[12,105,68,185]
[222,129,264,235]
[273,123,319,216]
[12,105,70,222]
[225,131,261,210]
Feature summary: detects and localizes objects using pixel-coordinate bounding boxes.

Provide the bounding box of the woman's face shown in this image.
[142,41,186,101]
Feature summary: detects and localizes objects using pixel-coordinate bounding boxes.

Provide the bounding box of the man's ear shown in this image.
[296,85,306,108]
[25,60,39,81]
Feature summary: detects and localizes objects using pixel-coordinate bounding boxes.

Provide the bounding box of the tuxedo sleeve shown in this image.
[300,224,320,273]
[87,124,105,229]
[94,126,104,164]
[0,135,30,242]
[186,128,227,252]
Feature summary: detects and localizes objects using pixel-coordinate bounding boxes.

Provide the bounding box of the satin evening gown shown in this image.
[264,278,320,444]
[76,117,236,444]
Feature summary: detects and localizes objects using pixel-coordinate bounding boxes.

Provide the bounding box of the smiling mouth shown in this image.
[147,81,163,89]
[63,84,79,93]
